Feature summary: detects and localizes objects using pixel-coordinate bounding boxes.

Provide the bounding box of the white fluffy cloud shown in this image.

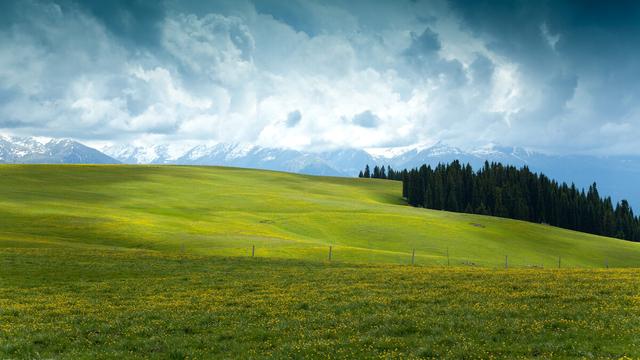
[0,0,638,155]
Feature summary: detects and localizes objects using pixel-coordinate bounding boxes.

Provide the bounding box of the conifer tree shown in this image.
[379,161,640,242]
[373,166,381,179]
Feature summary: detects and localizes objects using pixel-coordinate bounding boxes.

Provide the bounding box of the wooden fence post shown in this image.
[411,248,415,265]
[329,246,332,261]
[505,255,508,269]
[252,245,255,257]
[447,247,450,266]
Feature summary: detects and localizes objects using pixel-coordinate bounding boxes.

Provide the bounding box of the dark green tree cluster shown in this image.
[358,164,405,181]
[397,160,640,242]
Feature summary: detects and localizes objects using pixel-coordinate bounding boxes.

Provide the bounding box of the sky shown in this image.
[1,0,639,154]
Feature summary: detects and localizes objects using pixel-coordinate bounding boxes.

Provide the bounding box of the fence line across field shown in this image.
[232,243,622,269]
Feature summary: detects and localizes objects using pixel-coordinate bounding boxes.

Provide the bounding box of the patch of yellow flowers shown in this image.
[1,248,639,358]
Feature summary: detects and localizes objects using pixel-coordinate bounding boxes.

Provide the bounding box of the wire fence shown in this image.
[172,242,626,269]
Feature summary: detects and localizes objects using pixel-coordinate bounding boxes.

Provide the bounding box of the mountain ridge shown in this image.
[0,135,119,164]
[1,135,638,205]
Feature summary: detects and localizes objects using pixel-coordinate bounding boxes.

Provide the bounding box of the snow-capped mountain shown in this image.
[176,144,344,176]
[363,142,542,170]
[100,144,189,164]
[0,136,119,164]
[104,143,345,176]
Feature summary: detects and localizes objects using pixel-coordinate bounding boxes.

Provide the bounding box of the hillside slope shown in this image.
[0,165,639,267]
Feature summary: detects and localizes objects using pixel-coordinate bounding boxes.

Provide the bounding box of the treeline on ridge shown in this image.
[359,161,640,242]
[358,164,404,180]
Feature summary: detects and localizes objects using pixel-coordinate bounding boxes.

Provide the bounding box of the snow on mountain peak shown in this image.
[365,145,416,159]
[470,143,503,156]
[470,143,538,160]
[364,142,436,159]
[422,141,463,156]
[47,138,76,147]
[101,143,196,164]
[226,143,255,160]
[0,136,118,164]
[185,144,213,160]
[365,141,472,159]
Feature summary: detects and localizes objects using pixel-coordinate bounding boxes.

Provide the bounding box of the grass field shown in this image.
[0,164,639,267]
[2,248,640,359]
[2,165,640,358]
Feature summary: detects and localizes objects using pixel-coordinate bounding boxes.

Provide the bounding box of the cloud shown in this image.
[285,110,302,127]
[0,0,638,155]
[469,53,494,85]
[162,13,255,85]
[74,0,166,47]
[445,0,640,153]
[405,27,441,57]
[403,27,467,87]
[352,110,380,128]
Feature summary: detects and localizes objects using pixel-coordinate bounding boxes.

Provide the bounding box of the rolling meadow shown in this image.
[1,165,640,358]
[1,165,639,267]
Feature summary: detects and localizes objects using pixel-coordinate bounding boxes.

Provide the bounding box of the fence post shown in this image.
[252,245,255,257]
[411,248,415,265]
[558,256,561,269]
[447,247,450,266]
[505,255,508,269]
[329,246,332,261]
[605,258,609,269]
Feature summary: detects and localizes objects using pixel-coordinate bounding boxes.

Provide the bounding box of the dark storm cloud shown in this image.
[450,0,640,102]
[447,0,553,72]
[449,0,640,75]
[403,27,466,86]
[445,0,640,150]
[73,0,166,47]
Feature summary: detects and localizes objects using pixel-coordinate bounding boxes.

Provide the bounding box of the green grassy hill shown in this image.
[1,164,639,267]
[2,165,640,359]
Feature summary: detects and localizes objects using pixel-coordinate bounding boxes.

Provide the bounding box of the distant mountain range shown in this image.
[0,135,118,164]
[1,135,639,206]
[101,143,343,176]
